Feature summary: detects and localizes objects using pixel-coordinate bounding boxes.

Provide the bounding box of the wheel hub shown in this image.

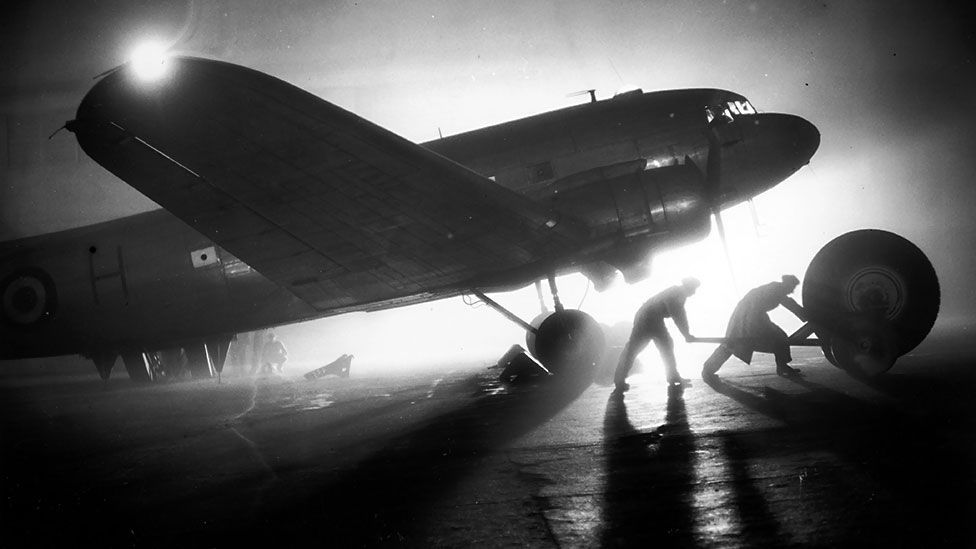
[845,267,905,320]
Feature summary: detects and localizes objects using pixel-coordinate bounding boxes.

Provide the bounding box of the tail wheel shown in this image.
[527,310,606,383]
[803,229,939,359]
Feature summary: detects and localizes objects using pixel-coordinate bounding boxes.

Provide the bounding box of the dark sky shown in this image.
[2,1,974,367]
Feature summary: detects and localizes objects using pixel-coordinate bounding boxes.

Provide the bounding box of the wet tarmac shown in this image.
[2,333,974,548]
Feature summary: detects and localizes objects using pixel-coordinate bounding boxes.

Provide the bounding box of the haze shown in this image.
[2,1,972,373]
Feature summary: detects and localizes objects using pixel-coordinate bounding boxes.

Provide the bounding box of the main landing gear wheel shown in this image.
[527,310,606,384]
[819,344,838,367]
[828,317,898,377]
[803,229,939,375]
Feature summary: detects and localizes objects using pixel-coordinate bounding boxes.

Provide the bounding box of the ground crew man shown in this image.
[263,333,288,373]
[702,274,806,379]
[614,277,700,392]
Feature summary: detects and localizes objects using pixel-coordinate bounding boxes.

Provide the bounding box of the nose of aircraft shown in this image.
[721,112,820,207]
[756,112,820,169]
[791,114,821,166]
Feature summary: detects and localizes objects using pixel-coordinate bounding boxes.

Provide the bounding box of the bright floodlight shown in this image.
[130,41,170,81]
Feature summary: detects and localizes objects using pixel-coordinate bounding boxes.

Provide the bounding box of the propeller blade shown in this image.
[706,141,721,190]
[748,198,763,238]
[705,125,737,288]
[705,126,722,201]
[713,208,737,289]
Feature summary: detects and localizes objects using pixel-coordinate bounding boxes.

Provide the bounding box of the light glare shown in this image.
[130,41,169,81]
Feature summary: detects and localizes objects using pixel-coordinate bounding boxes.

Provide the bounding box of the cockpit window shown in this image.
[728,100,756,115]
[705,105,734,126]
[705,99,757,125]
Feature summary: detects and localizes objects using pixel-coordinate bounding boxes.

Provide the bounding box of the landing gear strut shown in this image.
[185,342,215,379]
[121,350,156,383]
[473,274,605,383]
[90,351,117,381]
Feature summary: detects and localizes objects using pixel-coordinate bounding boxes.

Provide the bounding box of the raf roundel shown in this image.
[1,268,58,327]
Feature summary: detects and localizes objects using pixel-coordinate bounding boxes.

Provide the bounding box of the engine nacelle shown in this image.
[550,162,708,239]
[548,163,710,283]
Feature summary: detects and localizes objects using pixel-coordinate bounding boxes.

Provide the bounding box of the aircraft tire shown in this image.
[803,229,939,357]
[523,312,549,361]
[820,344,839,368]
[828,316,899,377]
[528,310,606,383]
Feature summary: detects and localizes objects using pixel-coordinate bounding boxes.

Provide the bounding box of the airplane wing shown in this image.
[71,57,588,311]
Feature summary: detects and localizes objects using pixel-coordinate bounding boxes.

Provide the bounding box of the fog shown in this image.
[3,1,974,374]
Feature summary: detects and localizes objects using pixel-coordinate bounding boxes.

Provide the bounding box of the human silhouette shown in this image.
[613,277,699,392]
[251,332,288,375]
[263,333,288,373]
[702,275,806,379]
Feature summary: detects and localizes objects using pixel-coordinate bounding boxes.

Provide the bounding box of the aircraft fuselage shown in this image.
[1,83,818,359]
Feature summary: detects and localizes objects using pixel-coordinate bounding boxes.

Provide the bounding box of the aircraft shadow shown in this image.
[199,375,593,547]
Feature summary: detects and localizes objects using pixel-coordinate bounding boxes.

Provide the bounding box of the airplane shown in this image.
[2,50,834,383]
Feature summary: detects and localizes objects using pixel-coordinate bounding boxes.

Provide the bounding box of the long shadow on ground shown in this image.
[601,386,696,547]
[703,367,975,548]
[203,376,591,547]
